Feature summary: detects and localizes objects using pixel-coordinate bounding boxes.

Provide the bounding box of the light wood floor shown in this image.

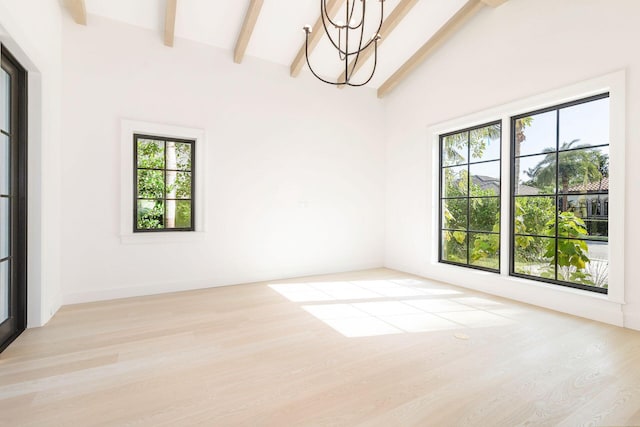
[2,268,640,426]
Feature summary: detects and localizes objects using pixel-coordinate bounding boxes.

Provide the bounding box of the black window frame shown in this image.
[0,46,28,354]
[133,134,195,233]
[438,120,502,273]
[510,93,610,294]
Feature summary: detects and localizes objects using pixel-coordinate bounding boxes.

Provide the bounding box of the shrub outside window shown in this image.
[439,121,502,272]
[511,94,609,293]
[134,134,194,232]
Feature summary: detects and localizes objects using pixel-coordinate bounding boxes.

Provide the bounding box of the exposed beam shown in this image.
[290,0,344,77]
[64,0,87,25]
[234,0,265,64]
[337,0,417,87]
[480,0,508,7]
[377,0,485,98]
[164,0,177,47]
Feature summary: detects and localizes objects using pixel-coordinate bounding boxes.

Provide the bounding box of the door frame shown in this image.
[0,45,28,353]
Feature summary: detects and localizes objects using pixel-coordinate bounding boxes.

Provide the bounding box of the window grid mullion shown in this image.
[509,94,610,293]
[466,130,471,265]
[554,110,560,282]
[133,135,195,232]
[439,121,500,272]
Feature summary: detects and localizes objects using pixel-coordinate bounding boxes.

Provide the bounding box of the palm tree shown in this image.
[442,124,501,165]
[593,151,609,192]
[525,139,601,211]
[513,116,533,188]
[592,150,609,223]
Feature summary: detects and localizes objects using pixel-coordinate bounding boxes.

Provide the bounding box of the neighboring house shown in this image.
[472,174,500,194]
[565,177,608,238]
[516,184,540,196]
[567,177,609,218]
[471,174,539,196]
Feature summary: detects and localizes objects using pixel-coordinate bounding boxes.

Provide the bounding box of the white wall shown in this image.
[0,0,63,326]
[383,0,640,328]
[61,16,386,303]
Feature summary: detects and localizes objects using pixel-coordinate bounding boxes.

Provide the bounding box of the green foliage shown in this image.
[525,140,603,197]
[513,197,555,264]
[443,230,467,263]
[442,124,500,166]
[512,117,609,287]
[136,139,193,230]
[175,201,192,228]
[174,143,192,170]
[137,140,164,169]
[137,200,164,229]
[470,197,499,232]
[442,168,468,198]
[137,170,164,198]
[470,233,499,268]
[443,165,500,268]
[442,117,607,287]
[543,212,594,285]
[171,172,192,199]
[442,124,502,268]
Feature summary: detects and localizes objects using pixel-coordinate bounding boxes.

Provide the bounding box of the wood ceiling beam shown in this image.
[377,0,487,99]
[337,0,417,87]
[64,0,87,25]
[234,0,265,64]
[290,0,344,77]
[164,0,177,47]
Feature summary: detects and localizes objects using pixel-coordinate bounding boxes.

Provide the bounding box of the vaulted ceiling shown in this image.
[63,0,508,98]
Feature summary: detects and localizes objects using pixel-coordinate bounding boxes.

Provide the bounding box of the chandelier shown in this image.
[303,0,385,86]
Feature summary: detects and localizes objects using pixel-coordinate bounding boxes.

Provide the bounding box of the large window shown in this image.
[134,134,194,232]
[511,94,609,293]
[439,121,502,272]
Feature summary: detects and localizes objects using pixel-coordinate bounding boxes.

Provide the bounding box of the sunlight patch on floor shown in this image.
[268,279,463,304]
[269,277,518,338]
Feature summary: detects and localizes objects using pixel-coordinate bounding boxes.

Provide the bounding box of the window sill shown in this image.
[503,271,611,302]
[436,261,609,297]
[120,231,206,245]
[423,261,623,326]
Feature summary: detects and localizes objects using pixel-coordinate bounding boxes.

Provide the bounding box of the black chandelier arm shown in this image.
[354,37,376,54]
[321,1,351,57]
[304,34,348,86]
[345,0,384,32]
[304,0,384,88]
[321,25,377,59]
[344,3,349,62]
[338,28,346,60]
[347,39,379,87]
[345,0,384,57]
[344,4,367,83]
[350,0,384,52]
[375,0,385,38]
[320,0,348,31]
[345,0,365,31]
[321,0,365,54]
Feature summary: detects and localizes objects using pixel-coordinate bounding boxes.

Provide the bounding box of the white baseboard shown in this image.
[623,308,640,331]
[62,261,384,306]
[385,262,625,328]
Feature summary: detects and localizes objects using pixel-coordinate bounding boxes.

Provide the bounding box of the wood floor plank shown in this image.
[1,268,639,426]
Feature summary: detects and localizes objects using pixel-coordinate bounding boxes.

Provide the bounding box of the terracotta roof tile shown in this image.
[568,177,608,192]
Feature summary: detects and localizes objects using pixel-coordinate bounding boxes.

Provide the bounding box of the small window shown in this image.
[511,93,609,293]
[134,134,194,232]
[439,121,502,272]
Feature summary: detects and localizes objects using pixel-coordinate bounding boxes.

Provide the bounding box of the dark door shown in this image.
[0,46,27,353]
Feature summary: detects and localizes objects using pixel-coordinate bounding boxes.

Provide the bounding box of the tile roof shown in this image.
[568,177,608,192]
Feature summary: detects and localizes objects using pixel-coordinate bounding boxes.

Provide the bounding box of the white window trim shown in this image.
[427,70,626,325]
[120,119,206,244]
